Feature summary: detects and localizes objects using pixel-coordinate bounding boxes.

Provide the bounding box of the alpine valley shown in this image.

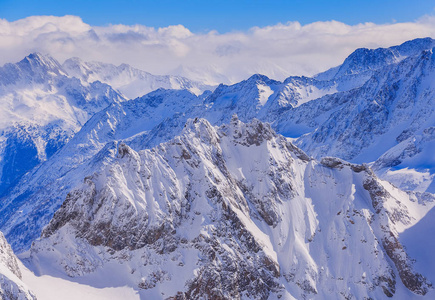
[0,37,434,299]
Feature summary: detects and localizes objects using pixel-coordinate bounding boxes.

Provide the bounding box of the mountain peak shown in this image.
[29,113,433,299]
[393,37,435,57]
[63,56,84,65]
[245,73,276,84]
[26,52,49,60]
[0,52,68,87]
[230,113,239,124]
[323,37,435,80]
[181,117,277,148]
[18,52,66,77]
[24,52,63,69]
[335,47,399,77]
[118,63,132,70]
[182,117,219,145]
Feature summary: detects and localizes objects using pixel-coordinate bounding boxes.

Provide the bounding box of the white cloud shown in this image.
[1,15,435,84]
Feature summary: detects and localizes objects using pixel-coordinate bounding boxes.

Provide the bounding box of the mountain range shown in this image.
[0,37,434,299]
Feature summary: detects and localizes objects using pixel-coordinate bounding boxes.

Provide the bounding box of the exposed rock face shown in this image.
[362,177,432,295]
[0,232,21,280]
[31,118,434,299]
[0,232,36,300]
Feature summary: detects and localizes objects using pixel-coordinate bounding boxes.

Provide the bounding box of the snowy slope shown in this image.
[63,57,214,99]
[0,232,36,300]
[19,258,139,300]
[27,117,435,299]
[372,127,435,193]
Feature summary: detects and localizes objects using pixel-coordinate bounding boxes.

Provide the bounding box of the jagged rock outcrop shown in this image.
[0,232,36,300]
[362,177,432,295]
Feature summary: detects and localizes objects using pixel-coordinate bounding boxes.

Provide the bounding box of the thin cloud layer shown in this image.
[1,15,435,84]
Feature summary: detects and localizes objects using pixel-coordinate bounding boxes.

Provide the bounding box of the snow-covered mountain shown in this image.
[180,39,435,193]
[3,37,435,252]
[290,40,435,192]
[0,37,434,299]
[0,75,344,251]
[0,232,36,300]
[0,89,205,251]
[0,51,215,197]
[26,117,435,299]
[315,37,435,81]
[0,53,125,195]
[295,46,435,161]
[62,58,214,99]
[0,53,216,249]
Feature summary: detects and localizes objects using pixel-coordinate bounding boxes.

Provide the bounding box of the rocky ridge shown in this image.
[0,232,36,300]
[29,117,434,299]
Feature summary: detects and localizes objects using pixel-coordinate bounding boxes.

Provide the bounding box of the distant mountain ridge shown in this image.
[62,57,215,99]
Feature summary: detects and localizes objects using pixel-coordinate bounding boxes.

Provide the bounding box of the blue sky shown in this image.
[0,0,434,32]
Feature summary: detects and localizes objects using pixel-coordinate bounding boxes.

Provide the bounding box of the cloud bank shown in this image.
[1,15,435,84]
